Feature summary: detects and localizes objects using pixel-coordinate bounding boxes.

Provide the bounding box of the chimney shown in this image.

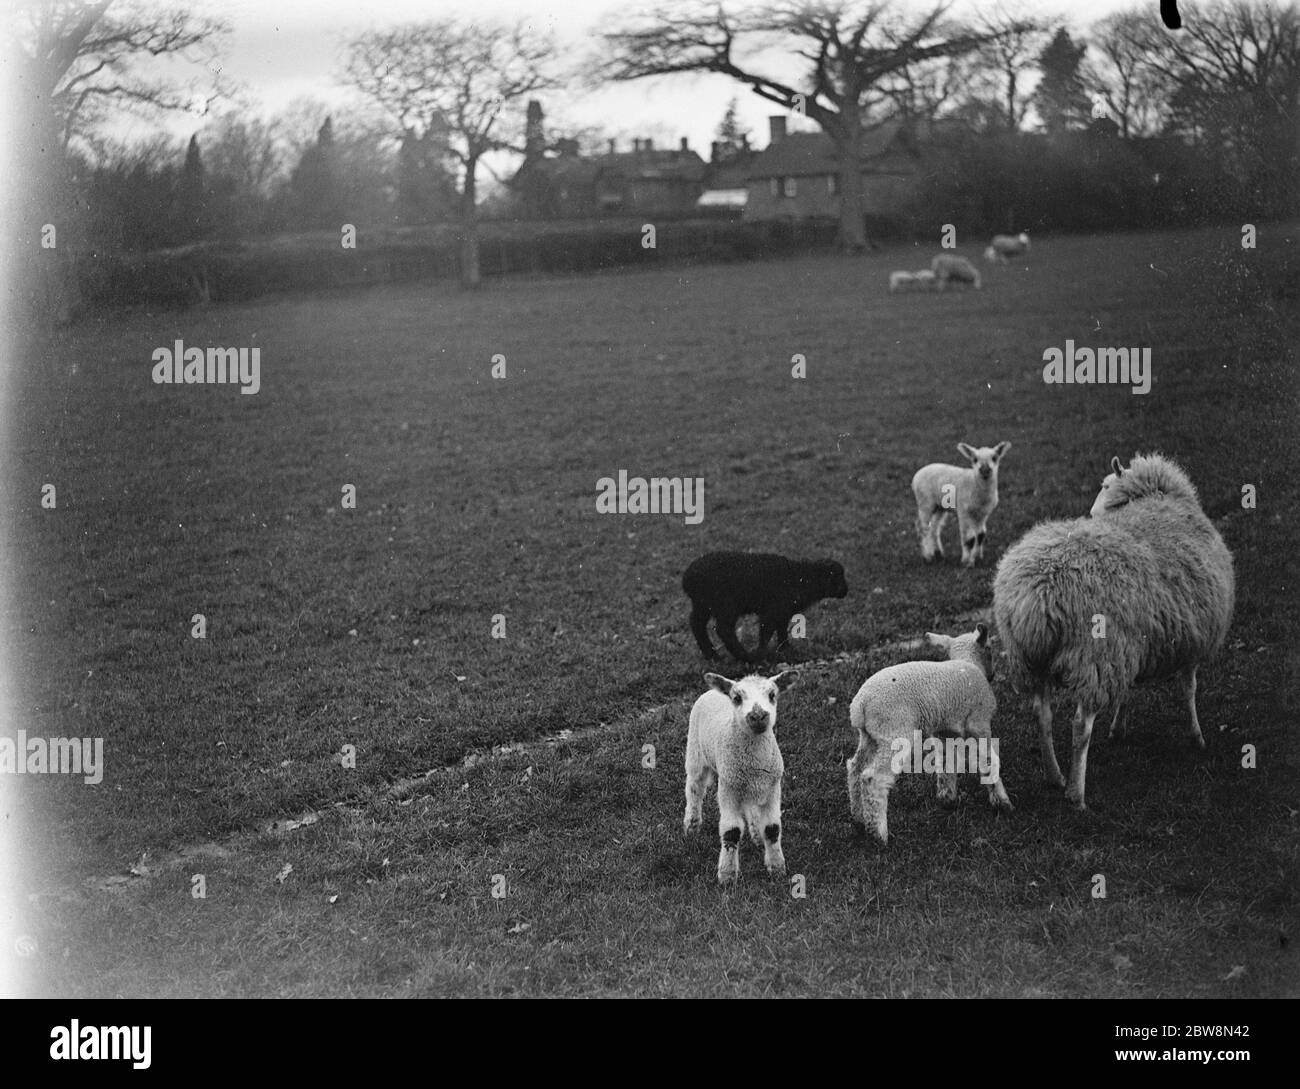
[711,140,721,163]
[608,137,616,154]
[769,116,787,145]
[631,138,641,152]
[645,137,654,150]
[680,136,689,152]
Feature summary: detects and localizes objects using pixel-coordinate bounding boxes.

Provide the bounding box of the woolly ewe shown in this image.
[684,670,796,884]
[846,624,1012,844]
[912,442,1012,566]
[930,254,982,290]
[993,453,1235,809]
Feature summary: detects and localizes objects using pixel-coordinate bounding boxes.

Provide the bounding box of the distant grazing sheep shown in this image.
[682,552,848,663]
[912,442,1011,566]
[985,232,1030,263]
[930,254,982,290]
[684,670,797,883]
[847,624,1012,843]
[993,453,1235,809]
[890,270,936,293]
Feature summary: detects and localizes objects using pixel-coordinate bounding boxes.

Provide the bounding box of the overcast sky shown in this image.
[167,0,1143,160]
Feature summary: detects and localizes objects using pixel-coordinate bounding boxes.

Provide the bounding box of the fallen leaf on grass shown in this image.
[507,921,531,935]
[274,863,293,885]
[1221,965,1247,982]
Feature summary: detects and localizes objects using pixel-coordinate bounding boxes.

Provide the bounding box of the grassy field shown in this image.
[3,224,1298,997]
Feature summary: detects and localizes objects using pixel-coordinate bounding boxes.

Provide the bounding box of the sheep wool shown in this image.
[684,670,796,884]
[846,624,1012,844]
[993,453,1235,809]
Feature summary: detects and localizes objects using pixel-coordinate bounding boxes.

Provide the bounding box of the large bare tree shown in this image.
[7,1,226,326]
[341,19,557,288]
[1088,9,1174,139]
[600,1,1006,250]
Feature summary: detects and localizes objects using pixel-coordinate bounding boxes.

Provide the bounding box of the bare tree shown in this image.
[1131,0,1299,210]
[967,2,1056,131]
[341,19,557,287]
[8,1,227,326]
[600,1,1006,251]
[1089,9,1173,139]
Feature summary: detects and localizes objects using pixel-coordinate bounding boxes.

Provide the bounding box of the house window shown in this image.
[827,174,838,195]
[782,177,797,198]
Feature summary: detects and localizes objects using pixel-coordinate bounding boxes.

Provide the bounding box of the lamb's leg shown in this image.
[1065,704,1097,810]
[716,793,745,884]
[689,604,718,660]
[935,743,959,807]
[968,716,1013,812]
[714,610,757,664]
[683,759,713,834]
[1179,665,1206,749]
[1034,694,1067,788]
[974,529,987,564]
[758,783,785,877]
[860,744,897,845]
[958,512,978,567]
[1107,700,1128,741]
[846,731,877,825]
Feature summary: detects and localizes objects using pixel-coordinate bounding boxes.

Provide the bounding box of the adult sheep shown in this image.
[992,454,1234,809]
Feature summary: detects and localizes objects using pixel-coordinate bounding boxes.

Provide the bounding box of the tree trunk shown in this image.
[836,120,866,253]
[459,156,481,289]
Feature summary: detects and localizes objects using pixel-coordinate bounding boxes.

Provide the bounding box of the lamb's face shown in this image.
[957,441,1011,482]
[706,671,797,735]
[819,560,849,599]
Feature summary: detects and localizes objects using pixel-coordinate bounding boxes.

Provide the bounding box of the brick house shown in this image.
[744,115,937,222]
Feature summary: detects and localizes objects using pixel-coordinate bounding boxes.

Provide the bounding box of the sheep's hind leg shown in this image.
[859,745,897,845]
[714,611,758,664]
[846,731,877,827]
[1179,666,1206,749]
[968,716,1013,813]
[689,605,718,660]
[1034,694,1067,789]
[683,762,714,834]
[1107,699,1128,741]
[1065,704,1097,810]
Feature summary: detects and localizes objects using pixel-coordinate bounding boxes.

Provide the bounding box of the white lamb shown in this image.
[985,232,1030,263]
[847,624,1013,844]
[684,670,796,884]
[930,253,982,290]
[913,269,936,287]
[912,441,1011,566]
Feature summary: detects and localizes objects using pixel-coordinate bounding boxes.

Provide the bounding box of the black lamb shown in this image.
[682,551,849,663]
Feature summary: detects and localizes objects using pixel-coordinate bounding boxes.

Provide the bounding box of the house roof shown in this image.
[511,147,707,189]
[747,118,950,179]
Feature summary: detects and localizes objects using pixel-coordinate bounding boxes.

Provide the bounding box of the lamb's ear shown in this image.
[704,673,735,696]
[975,622,989,644]
[1110,456,1124,476]
[923,632,950,650]
[957,442,977,463]
[993,441,1011,461]
[771,670,797,692]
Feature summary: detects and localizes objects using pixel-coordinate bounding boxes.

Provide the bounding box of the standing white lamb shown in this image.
[912,441,1011,566]
[993,453,1235,810]
[930,254,982,290]
[847,623,1012,844]
[985,232,1030,263]
[684,670,797,884]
